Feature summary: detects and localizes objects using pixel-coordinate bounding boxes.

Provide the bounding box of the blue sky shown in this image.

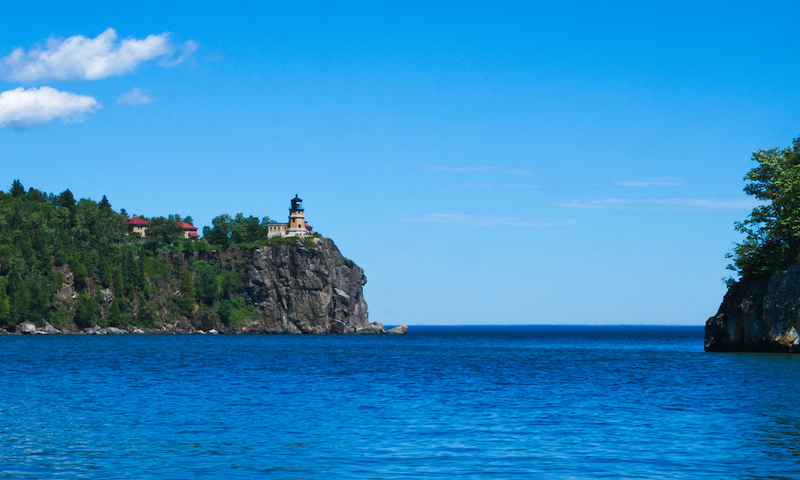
[1,1,799,325]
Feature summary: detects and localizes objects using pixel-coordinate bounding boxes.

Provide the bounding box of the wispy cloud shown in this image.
[399,213,574,227]
[0,28,195,81]
[553,197,758,210]
[427,165,538,176]
[0,86,100,129]
[456,182,545,189]
[616,177,686,187]
[117,87,151,106]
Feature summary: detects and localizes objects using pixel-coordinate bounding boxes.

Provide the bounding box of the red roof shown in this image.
[188,231,200,238]
[305,224,313,229]
[181,222,197,231]
[126,216,149,226]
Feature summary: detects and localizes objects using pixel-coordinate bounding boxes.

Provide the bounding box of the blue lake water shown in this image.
[1,325,799,479]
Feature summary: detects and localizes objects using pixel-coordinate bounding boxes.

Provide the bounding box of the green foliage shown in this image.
[177,270,196,315]
[73,294,100,329]
[14,279,28,322]
[217,295,255,326]
[70,255,88,288]
[0,282,10,325]
[729,136,800,278]
[147,214,184,245]
[202,213,272,248]
[107,298,121,327]
[0,181,320,330]
[10,179,25,198]
[113,265,125,297]
[218,270,241,300]
[196,261,218,306]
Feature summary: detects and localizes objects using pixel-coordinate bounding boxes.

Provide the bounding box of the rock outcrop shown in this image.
[243,237,370,334]
[705,264,800,352]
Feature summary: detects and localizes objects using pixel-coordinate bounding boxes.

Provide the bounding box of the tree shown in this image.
[73,294,100,329]
[218,270,241,299]
[57,189,76,210]
[107,298,121,327]
[14,279,29,322]
[147,215,183,245]
[177,270,196,315]
[196,261,218,306]
[70,255,88,289]
[0,283,10,324]
[113,265,125,297]
[10,179,25,198]
[729,135,800,277]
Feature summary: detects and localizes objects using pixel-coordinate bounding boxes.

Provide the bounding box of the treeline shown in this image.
[0,180,298,330]
[728,135,800,280]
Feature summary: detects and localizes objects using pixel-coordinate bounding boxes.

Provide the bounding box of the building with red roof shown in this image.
[126,215,149,236]
[181,222,200,241]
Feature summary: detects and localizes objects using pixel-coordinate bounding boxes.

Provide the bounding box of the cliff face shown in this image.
[244,237,370,334]
[24,236,373,335]
[705,264,800,352]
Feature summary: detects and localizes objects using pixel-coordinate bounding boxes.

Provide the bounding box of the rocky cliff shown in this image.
[5,236,394,335]
[245,237,371,334]
[705,264,800,352]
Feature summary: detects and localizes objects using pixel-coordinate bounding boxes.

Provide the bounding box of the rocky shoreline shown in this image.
[705,263,800,352]
[1,320,409,336]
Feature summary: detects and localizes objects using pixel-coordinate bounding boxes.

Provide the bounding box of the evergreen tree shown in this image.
[70,255,88,288]
[178,270,196,315]
[113,265,125,297]
[14,279,29,322]
[108,298,121,327]
[10,179,25,197]
[0,284,10,325]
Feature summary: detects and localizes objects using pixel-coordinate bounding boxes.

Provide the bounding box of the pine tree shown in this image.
[113,265,125,297]
[178,270,196,315]
[14,280,29,322]
[108,298,121,327]
[0,284,10,324]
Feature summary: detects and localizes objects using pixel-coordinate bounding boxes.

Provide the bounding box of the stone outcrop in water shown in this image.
[705,264,800,352]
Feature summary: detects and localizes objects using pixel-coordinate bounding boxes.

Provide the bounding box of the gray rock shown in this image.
[44,323,61,334]
[107,327,126,335]
[246,237,370,334]
[387,325,408,335]
[20,322,37,334]
[706,263,800,352]
[356,322,385,334]
[100,289,114,316]
[208,329,219,335]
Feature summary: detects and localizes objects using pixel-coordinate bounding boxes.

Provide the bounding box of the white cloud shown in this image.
[427,165,538,176]
[117,87,151,106]
[553,197,759,210]
[0,87,99,129]
[456,182,545,189]
[616,177,686,187]
[400,213,574,227]
[0,28,194,81]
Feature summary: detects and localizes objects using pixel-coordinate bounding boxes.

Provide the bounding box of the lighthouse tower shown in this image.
[285,194,307,236]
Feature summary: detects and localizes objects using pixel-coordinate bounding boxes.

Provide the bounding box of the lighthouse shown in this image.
[285,194,307,236]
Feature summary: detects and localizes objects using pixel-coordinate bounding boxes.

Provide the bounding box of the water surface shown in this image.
[1,326,797,478]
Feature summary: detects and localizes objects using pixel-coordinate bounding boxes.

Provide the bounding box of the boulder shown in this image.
[209,329,219,335]
[356,322,385,334]
[387,325,408,335]
[44,323,61,334]
[107,327,126,334]
[20,322,37,334]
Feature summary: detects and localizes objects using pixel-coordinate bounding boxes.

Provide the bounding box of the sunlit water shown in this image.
[1,326,798,479]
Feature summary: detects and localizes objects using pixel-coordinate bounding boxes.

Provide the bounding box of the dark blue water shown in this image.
[1,326,798,479]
